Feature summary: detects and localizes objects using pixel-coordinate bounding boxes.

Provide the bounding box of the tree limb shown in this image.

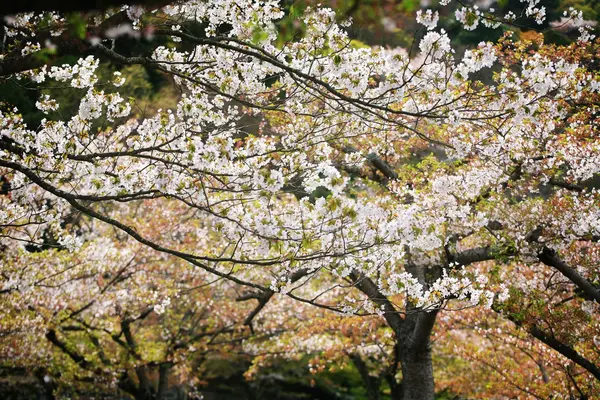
[500,308,600,381]
[349,270,404,336]
[538,246,600,304]
[45,329,90,369]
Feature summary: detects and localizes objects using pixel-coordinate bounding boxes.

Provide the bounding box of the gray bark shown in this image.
[400,349,435,400]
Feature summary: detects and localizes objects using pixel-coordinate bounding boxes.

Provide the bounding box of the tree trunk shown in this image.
[400,348,435,400]
[385,374,402,400]
[351,354,381,400]
[157,363,171,400]
[365,380,381,400]
[134,365,154,400]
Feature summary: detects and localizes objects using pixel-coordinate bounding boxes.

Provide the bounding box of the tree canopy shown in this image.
[0,1,599,399]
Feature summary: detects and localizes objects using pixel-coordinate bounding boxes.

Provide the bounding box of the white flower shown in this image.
[154,297,171,315]
[21,42,40,56]
[455,7,480,31]
[112,71,126,87]
[504,11,517,21]
[498,284,510,302]
[581,301,595,315]
[416,10,439,30]
[419,30,452,59]
[578,26,596,43]
[59,234,83,252]
[35,95,59,113]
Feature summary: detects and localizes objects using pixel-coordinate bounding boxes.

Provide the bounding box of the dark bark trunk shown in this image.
[398,263,438,400]
[134,388,154,400]
[385,374,402,400]
[365,379,381,400]
[134,365,154,400]
[351,354,381,400]
[117,373,139,399]
[400,349,435,400]
[157,363,171,400]
[350,267,437,400]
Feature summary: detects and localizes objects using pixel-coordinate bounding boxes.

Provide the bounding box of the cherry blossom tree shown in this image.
[1,1,599,399]
[0,203,262,399]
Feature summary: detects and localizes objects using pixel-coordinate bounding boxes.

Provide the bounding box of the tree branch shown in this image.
[237,268,310,330]
[45,329,91,369]
[349,270,404,336]
[410,309,439,353]
[538,246,600,304]
[499,308,600,381]
[450,246,498,267]
[121,315,153,396]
